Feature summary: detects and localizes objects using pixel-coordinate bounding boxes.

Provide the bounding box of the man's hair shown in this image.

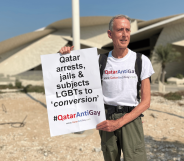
[109,15,131,31]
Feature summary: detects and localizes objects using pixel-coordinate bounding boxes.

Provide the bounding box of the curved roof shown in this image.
[131,14,184,42]
[45,16,141,30]
[46,16,112,30]
[0,16,142,55]
[0,16,139,56]
[0,29,55,55]
[1,15,183,76]
[138,14,182,29]
[1,15,180,55]
[0,31,68,75]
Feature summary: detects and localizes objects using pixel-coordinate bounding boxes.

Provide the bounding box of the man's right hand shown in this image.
[59,46,74,54]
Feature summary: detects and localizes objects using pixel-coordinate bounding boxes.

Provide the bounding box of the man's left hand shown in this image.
[96,120,121,132]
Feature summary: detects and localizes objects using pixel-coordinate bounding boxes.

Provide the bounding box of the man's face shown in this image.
[108,18,131,49]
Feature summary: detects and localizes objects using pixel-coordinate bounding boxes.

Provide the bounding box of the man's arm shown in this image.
[96,78,151,132]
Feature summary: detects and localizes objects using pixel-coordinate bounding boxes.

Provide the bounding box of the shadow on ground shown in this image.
[144,135,184,160]
[26,93,47,108]
[148,108,184,119]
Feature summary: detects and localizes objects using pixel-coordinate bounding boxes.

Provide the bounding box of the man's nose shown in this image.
[121,29,126,36]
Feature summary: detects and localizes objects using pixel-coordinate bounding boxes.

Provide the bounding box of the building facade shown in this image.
[0,14,184,84]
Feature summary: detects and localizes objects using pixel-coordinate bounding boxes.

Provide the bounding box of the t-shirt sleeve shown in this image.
[141,55,155,81]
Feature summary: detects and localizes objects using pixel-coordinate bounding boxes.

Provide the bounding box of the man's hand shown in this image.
[59,46,74,54]
[96,119,121,132]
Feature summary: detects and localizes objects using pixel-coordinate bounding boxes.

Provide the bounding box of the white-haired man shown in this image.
[60,15,154,161]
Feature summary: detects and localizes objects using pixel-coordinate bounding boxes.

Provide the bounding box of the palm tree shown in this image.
[154,44,181,83]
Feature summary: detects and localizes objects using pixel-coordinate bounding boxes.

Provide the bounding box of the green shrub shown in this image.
[164,92,182,100]
[8,83,13,88]
[151,92,164,97]
[22,85,45,93]
[22,84,31,93]
[0,85,7,89]
[0,84,16,89]
[176,90,184,96]
[176,74,184,79]
[15,79,22,88]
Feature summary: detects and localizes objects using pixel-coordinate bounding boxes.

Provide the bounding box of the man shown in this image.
[60,15,154,161]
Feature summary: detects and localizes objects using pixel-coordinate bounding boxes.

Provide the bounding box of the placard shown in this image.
[41,48,106,136]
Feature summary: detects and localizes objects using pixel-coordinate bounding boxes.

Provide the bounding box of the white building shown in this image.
[0,14,184,84]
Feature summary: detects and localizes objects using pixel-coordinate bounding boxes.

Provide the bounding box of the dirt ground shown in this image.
[0,92,184,161]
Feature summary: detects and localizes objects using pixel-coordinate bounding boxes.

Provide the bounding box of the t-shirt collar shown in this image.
[108,48,131,62]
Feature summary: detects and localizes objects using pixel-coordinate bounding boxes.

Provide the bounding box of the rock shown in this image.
[153,144,158,148]
[158,146,164,150]
[178,148,184,151]
[93,147,101,152]
[161,137,167,140]
[79,147,83,151]
[173,157,181,161]
[44,152,47,156]
[150,113,158,118]
[170,127,175,129]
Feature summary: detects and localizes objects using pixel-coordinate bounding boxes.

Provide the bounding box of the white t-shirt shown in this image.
[102,49,154,106]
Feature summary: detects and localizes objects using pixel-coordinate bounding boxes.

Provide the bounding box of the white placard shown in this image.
[41,48,106,136]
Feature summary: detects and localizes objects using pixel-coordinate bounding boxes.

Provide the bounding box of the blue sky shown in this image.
[0,0,184,42]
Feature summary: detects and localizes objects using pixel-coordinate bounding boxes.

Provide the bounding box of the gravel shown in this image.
[0,93,184,161]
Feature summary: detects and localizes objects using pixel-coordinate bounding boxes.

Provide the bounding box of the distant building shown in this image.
[0,14,184,84]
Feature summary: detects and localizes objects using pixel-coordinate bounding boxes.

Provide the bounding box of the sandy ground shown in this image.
[0,93,184,161]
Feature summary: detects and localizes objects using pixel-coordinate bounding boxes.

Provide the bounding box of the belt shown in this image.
[105,104,144,117]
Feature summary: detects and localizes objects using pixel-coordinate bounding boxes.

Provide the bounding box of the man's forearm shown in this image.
[116,100,150,128]
[96,100,150,132]
[116,78,151,128]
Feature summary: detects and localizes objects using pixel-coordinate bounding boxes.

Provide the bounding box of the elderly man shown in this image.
[60,15,154,161]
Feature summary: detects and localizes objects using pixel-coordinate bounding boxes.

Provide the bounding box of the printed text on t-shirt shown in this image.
[104,69,134,74]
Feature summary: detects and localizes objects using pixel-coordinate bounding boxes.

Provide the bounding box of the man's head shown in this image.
[108,15,131,50]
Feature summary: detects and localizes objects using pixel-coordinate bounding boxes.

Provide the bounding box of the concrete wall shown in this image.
[151,21,184,82]
[15,71,43,81]
[155,21,184,46]
[131,20,138,34]
[80,24,111,47]
[0,71,44,86]
[165,45,184,79]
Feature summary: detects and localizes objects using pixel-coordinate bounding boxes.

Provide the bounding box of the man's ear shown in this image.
[107,30,112,39]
